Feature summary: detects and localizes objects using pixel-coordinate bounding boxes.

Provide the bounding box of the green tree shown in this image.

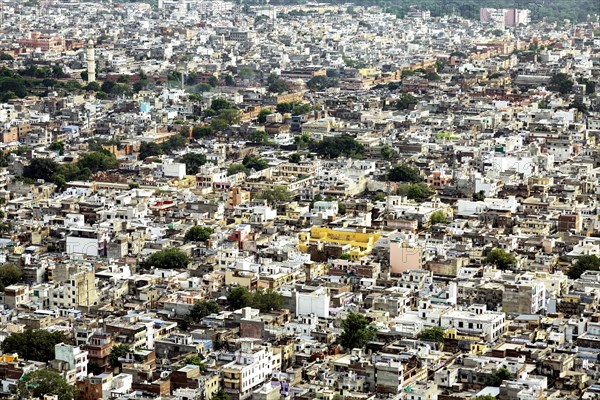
[77,150,118,173]
[381,145,395,161]
[238,66,255,81]
[417,327,445,342]
[48,141,65,155]
[179,153,207,174]
[310,135,364,159]
[339,253,352,260]
[396,93,418,110]
[117,75,129,84]
[476,395,497,400]
[268,78,290,94]
[569,99,589,114]
[289,153,301,163]
[549,73,574,95]
[227,163,250,176]
[568,255,600,279]
[0,264,22,291]
[142,248,189,270]
[211,390,230,400]
[473,191,485,201]
[257,109,272,124]
[189,300,219,322]
[17,369,75,400]
[108,343,130,369]
[227,286,253,310]
[255,187,292,203]
[211,98,232,112]
[307,75,337,91]
[339,312,376,350]
[338,201,346,214]
[196,83,212,93]
[430,210,448,225]
[183,355,206,371]
[326,69,340,78]
[372,193,386,202]
[210,118,230,132]
[139,142,163,160]
[218,109,240,125]
[207,76,219,87]
[425,72,441,81]
[485,367,513,387]
[1,329,67,362]
[85,81,101,91]
[23,158,59,182]
[161,135,187,154]
[486,248,517,270]
[184,226,213,242]
[249,130,271,145]
[388,164,422,183]
[192,125,214,139]
[243,155,269,171]
[88,361,102,375]
[401,183,434,202]
[251,289,284,313]
[224,75,235,86]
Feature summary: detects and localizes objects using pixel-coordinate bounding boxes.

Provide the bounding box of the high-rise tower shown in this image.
[86,39,96,83]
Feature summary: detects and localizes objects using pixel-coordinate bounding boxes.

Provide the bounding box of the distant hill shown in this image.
[238,0,599,23]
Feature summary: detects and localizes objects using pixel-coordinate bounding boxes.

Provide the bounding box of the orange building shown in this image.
[227,187,250,209]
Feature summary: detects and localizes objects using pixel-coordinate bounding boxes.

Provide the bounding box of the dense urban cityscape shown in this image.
[0,1,598,400]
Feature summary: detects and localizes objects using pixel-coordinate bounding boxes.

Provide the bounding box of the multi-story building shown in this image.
[54,343,88,380]
[222,340,274,400]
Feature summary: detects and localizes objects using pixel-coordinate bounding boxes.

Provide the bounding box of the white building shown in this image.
[55,343,88,379]
[222,340,273,400]
[295,287,330,318]
[439,304,506,342]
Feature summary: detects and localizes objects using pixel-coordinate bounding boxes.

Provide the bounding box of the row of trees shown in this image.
[139,134,188,160]
[22,150,118,189]
[227,286,284,313]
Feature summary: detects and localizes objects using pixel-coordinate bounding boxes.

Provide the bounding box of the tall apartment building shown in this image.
[55,343,89,380]
[50,264,97,308]
[480,8,531,26]
[222,340,274,400]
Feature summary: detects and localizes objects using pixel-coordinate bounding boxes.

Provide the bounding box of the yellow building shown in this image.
[0,354,18,363]
[298,227,380,260]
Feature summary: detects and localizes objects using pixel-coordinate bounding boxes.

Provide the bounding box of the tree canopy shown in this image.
[1,329,67,362]
[568,255,600,279]
[309,135,364,159]
[254,186,292,203]
[17,369,76,400]
[184,226,213,242]
[430,210,448,225]
[226,287,283,312]
[0,264,22,291]
[227,286,253,310]
[417,326,445,342]
[388,164,422,183]
[242,155,269,171]
[179,153,207,174]
[484,367,513,387]
[189,300,220,322]
[486,248,517,270]
[141,248,189,270]
[396,93,418,110]
[108,343,130,369]
[338,312,376,350]
[549,73,574,95]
